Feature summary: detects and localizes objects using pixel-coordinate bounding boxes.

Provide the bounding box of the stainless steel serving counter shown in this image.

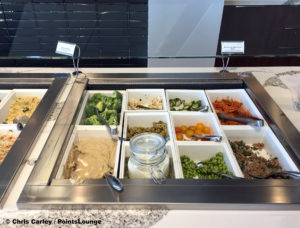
[16,72,300,210]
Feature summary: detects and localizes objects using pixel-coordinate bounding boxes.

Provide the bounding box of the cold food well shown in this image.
[18,73,300,210]
[0,89,47,124]
[171,112,224,142]
[176,143,243,178]
[56,127,121,183]
[206,89,265,127]
[166,89,210,112]
[225,128,299,179]
[126,89,167,111]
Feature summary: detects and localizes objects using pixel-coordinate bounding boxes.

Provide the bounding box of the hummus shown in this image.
[62,138,117,184]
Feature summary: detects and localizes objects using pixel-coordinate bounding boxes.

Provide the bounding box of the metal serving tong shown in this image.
[95,108,129,141]
[192,134,222,142]
[13,116,29,130]
[217,112,264,127]
[195,106,209,112]
[248,171,300,179]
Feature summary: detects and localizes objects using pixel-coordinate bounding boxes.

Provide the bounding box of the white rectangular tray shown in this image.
[126,89,167,111]
[224,128,299,172]
[75,90,126,135]
[0,89,47,124]
[170,112,224,143]
[0,125,21,165]
[166,89,210,112]
[123,112,173,140]
[119,141,182,179]
[56,126,121,181]
[175,142,244,178]
[0,90,11,106]
[205,89,266,129]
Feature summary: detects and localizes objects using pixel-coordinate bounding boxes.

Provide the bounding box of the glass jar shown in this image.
[128,133,169,184]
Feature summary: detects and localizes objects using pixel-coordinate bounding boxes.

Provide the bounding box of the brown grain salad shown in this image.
[229,140,285,179]
[127,121,168,139]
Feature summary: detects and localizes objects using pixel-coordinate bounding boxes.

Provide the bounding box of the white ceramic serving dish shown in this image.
[56,126,121,180]
[76,90,126,135]
[123,112,173,140]
[126,89,167,111]
[0,89,47,124]
[0,125,21,165]
[225,128,299,172]
[175,142,244,178]
[166,89,210,112]
[0,90,11,106]
[170,112,224,143]
[205,89,266,129]
[119,141,182,179]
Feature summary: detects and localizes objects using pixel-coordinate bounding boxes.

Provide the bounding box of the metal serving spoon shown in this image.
[217,112,264,127]
[136,104,160,110]
[248,171,300,179]
[106,173,124,192]
[195,162,243,179]
[95,109,129,141]
[191,134,222,142]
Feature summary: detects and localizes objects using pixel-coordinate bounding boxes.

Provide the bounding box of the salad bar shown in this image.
[0,74,68,208]
[16,72,300,210]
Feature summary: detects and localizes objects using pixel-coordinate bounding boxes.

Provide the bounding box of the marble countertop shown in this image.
[0,66,299,227]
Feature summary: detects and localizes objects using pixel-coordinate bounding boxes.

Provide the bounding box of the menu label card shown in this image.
[56,41,76,57]
[221,41,245,54]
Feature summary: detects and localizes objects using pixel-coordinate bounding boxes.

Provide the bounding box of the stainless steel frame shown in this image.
[0,74,69,207]
[18,73,300,210]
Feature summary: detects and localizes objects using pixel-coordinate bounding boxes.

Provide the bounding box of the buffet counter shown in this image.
[0,67,299,227]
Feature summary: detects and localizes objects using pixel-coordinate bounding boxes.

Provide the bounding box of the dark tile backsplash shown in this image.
[0,0,148,67]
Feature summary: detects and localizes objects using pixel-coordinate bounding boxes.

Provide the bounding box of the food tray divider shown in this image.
[224,127,299,172]
[55,126,121,180]
[205,89,268,130]
[165,89,211,112]
[0,89,47,124]
[75,90,126,136]
[0,90,12,108]
[169,112,225,144]
[119,141,182,179]
[174,142,244,178]
[123,111,173,141]
[125,89,167,112]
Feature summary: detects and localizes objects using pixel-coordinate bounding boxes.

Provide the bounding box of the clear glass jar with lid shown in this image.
[128,133,169,184]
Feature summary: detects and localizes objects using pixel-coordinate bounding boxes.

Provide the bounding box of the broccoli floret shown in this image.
[112,99,122,112]
[107,114,117,125]
[90,93,104,104]
[104,97,114,109]
[84,104,96,117]
[96,101,106,112]
[83,115,101,125]
[112,90,122,100]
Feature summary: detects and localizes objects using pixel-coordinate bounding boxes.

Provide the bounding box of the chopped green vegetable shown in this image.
[169,97,202,111]
[180,152,232,179]
[83,91,122,125]
[83,115,101,125]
